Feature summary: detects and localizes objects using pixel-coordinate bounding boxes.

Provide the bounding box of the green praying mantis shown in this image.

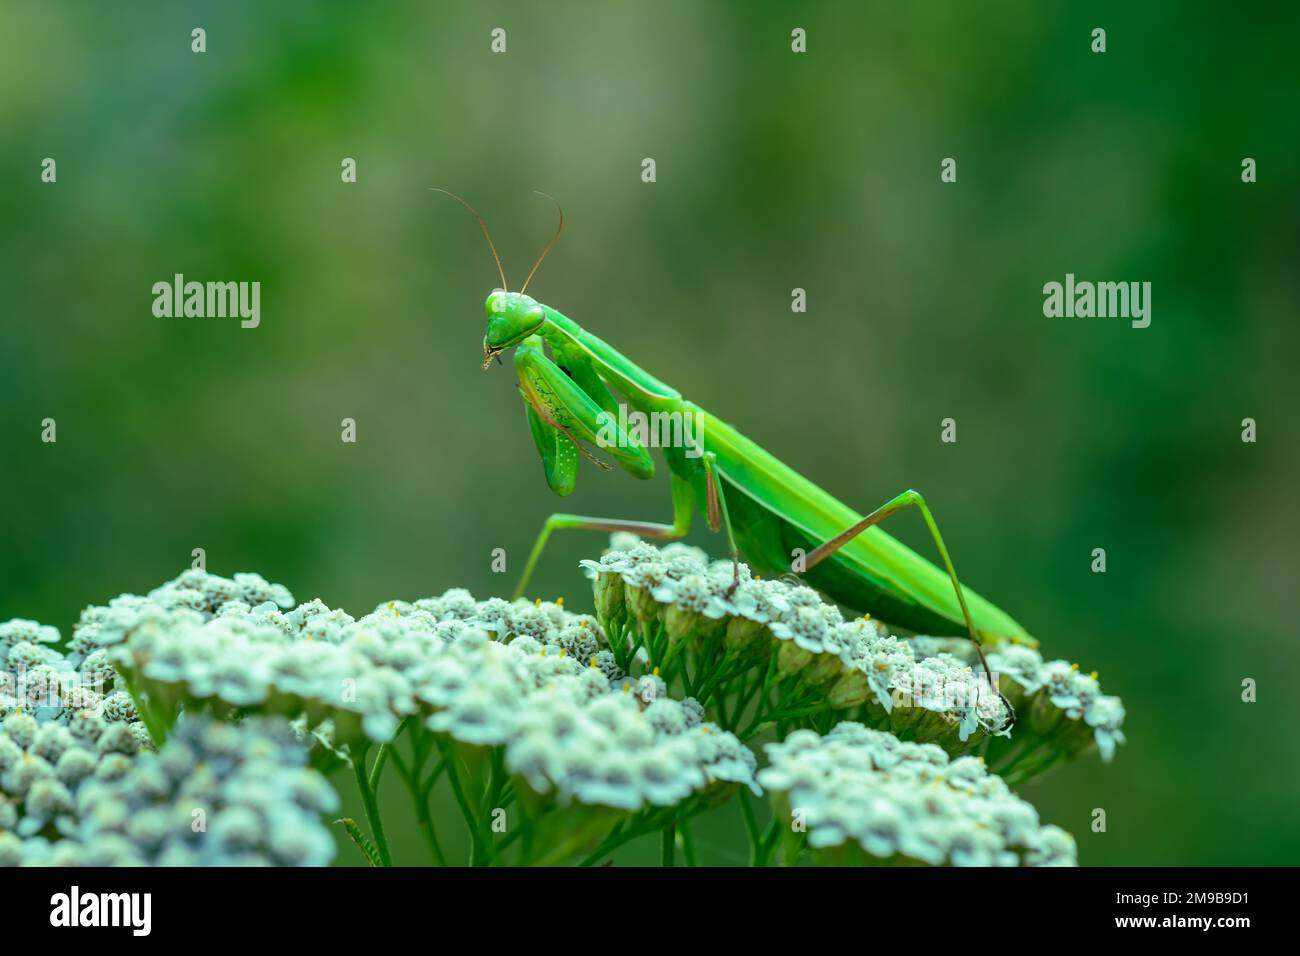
[436,190,1031,724]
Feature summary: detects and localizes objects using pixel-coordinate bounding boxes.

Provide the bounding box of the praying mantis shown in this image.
[436,190,1031,720]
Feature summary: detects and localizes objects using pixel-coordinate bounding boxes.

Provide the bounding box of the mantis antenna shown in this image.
[519,191,564,294]
[429,188,509,292]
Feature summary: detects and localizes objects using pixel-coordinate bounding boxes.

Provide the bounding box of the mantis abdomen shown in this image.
[661,410,1030,644]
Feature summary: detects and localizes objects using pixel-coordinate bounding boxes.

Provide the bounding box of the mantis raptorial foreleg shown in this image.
[802,488,1013,723]
[513,473,696,599]
[511,337,684,598]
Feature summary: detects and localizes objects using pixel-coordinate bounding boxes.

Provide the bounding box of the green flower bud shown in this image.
[663,603,704,642]
[827,669,870,709]
[776,640,813,677]
[804,652,845,687]
[624,582,661,625]
[591,571,625,621]
[724,616,768,659]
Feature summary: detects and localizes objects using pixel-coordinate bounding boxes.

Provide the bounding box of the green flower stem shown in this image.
[782,830,806,867]
[626,621,650,671]
[497,812,530,849]
[350,744,392,867]
[678,818,698,866]
[736,712,769,742]
[694,653,747,708]
[578,806,688,866]
[521,815,538,865]
[662,821,676,866]
[989,732,1047,775]
[634,619,667,672]
[685,633,725,697]
[496,783,517,809]
[423,754,454,868]
[414,789,448,867]
[1003,739,1072,785]
[391,739,450,866]
[739,789,761,861]
[440,745,485,866]
[369,716,412,793]
[738,660,806,738]
[608,618,632,671]
[717,677,738,728]
[583,819,624,864]
[814,703,835,734]
[739,792,783,866]
[756,820,781,867]
[656,631,691,682]
[497,812,538,865]
[737,684,824,740]
[479,749,508,865]
[368,742,391,792]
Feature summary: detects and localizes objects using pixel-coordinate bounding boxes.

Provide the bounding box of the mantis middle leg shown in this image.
[703,452,741,592]
[512,472,696,600]
[511,451,740,600]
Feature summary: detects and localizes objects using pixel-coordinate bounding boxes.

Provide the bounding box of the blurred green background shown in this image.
[2,1,1297,865]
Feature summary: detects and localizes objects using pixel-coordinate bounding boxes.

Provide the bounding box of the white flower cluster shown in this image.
[410,626,758,810]
[758,722,1078,866]
[0,705,143,852]
[1,618,123,723]
[0,612,150,748]
[507,675,760,811]
[91,570,758,815]
[581,538,1012,745]
[986,644,1127,762]
[64,569,294,665]
[1,609,335,867]
[1,713,337,866]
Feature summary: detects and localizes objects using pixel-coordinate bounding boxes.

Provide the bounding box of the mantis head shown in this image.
[429,187,564,369]
[482,290,545,368]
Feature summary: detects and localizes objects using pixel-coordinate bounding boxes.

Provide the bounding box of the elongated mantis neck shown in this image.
[536,305,683,413]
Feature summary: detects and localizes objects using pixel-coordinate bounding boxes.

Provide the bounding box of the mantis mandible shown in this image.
[436,190,1029,722]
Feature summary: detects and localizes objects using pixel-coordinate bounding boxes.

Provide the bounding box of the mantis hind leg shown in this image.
[803,488,1014,728]
[512,473,696,600]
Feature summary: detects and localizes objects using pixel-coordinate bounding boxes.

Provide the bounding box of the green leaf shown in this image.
[335,818,383,867]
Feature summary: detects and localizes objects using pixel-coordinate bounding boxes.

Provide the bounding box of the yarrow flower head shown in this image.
[2,714,336,866]
[581,538,1013,752]
[758,722,1077,866]
[981,644,1127,768]
[0,644,156,861]
[86,570,759,864]
[0,620,61,665]
[2,555,1117,867]
[64,569,294,667]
